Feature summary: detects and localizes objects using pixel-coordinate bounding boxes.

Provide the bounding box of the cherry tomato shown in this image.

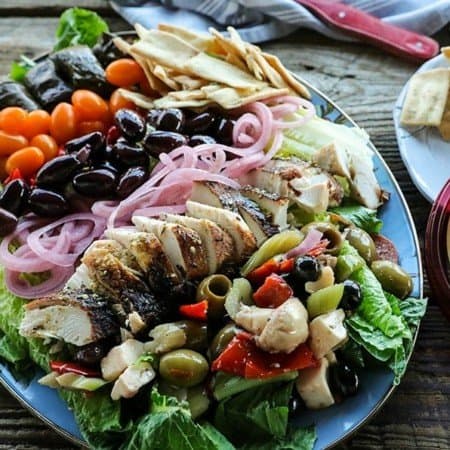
[23,110,51,139]
[0,131,28,157]
[5,146,45,177]
[105,59,145,87]
[72,90,110,122]
[77,120,107,136]
[50,103,78,144]
[109,89,135,115]
[30,134,58,161]
[0,107,28,135]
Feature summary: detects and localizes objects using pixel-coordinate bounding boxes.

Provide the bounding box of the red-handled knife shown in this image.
[294,0,439,62]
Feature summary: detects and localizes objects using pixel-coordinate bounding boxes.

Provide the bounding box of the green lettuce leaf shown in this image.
[214,382,293,445]
[330,204,383,233]
[9,55,35,82]
[239,425,317,450]
[54,7,109,51]
[123,389,233,450]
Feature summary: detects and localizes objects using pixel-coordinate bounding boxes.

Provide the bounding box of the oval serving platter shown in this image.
[0,37,423,450]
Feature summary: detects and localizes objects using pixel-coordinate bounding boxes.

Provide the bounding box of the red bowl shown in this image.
[425,179,450,321]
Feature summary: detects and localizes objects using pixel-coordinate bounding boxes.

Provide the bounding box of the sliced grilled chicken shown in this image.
[105,229,183,293]
[185,200,257,259]
[240,186,289,229]
[349,153,382,209]
[161,214,234,273]
[132,217,208,279]
[65,263,93,290]
[313,142,351,179]
[82,240,172,333]
[190,181,278,246]
[19,289,119,346]
[239,159,344,213]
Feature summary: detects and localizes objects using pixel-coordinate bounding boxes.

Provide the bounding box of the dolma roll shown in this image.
[93,33,127,67]
[51,46,113,97]
[24,60,73,111]
[0,81,40,111]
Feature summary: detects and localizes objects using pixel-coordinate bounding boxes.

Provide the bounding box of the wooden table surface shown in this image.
[0,2,449,449]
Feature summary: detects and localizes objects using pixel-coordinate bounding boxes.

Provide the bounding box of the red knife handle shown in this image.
[295,0,439,62]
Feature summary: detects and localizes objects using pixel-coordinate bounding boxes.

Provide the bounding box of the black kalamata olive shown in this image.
[143,131,188,156]
[28,189,69,217]
[288,389,303,415]
[94,160,121,175]
[214,118,235,145]
[73,342,108,366]
[189,135,216,147]
[63,183,96,213]
[0,207,18,237]
[36,154,84,187]
[65,131,105,154]
[293,256,321,283]
[157,108,185,133]
[340,280,362,311]
[146,109,163,128]
[112,139,149,167]
[330,363,359,397]
[0,179,29,216]
[115,109,145,141]
[185,111,216,134]
[116,166,148,199]
[73,169,117,198]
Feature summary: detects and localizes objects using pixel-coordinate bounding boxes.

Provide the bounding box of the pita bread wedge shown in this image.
[441,46,450,60]
[118,89,154,108]
[157,24,212,52]
[438,89,450,140]
[263,52,310,99]
[113,36,132,54]
[167,89,206,101]
[183,53,266,90]
[152,65,181,91]
[401,68,450,126]
[172,75,209,90]
[153,96,210,109]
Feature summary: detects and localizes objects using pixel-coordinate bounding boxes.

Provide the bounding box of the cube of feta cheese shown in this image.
[309,309,347,359]
[296,357,335,409]
[101,339,144,381]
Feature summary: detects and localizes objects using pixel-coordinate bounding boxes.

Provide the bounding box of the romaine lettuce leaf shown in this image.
[214,382,293,445]
[330,204,383,233]
[123,389,233,450]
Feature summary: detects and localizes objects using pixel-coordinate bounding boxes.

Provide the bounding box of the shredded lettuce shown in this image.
[54,7,109,51]
[330,204,383,233]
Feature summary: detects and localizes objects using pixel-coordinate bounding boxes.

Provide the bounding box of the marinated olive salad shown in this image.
[0,9,426,450]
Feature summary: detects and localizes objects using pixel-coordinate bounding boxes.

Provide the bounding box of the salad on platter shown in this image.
[0,8,426,450]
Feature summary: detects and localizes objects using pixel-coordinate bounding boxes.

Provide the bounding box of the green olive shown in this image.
[196,274,232,319]
[371,260,413,299]
[345,228,377,264]
[174,320,208,352]
[300,221,343,255]
[209,323,238,361]
[159,349,209,387]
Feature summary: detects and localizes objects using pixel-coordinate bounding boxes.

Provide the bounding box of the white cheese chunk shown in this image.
[296,357,335,409]
[111,363,155,400]
[101,339,144,381]
[309,309,347,359]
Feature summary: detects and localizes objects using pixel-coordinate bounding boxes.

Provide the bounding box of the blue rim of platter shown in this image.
[0,36,423,450]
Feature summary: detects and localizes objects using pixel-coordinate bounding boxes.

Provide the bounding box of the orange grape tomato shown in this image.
[23,110,51,139]
[77,120,107,136]
[50,103,78,144]
[30,134,58,161]
[5,146,45,177]
[105,59,146,87]
[0,156,8,180]
[72,90,110,122]
[0,130,28,157]
[139,79,157,97]
[0,107,28,135]
[109,89,135,114]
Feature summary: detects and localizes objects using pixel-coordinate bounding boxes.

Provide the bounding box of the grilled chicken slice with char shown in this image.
[82,240,172,334]
[105,229,183,294]
[240,186,289,229]
[19,289,119,346]
[132,217,209,279]
[190,181,278,246]
[239,158,344,213]
[161,214,235,274]
[185,200,257,259]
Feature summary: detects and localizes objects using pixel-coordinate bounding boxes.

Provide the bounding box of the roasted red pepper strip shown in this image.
[3,167,23,184]
[212,333,317,379]
[306,239,330,257]
[253,273,293,308]
[50,361,101,378]
[179,299,208,321]
[247,257,295,285]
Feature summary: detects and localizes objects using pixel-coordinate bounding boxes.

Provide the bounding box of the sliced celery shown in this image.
[335,253,365,281]
[224,278,253,320]
[307,283,345,318]
[55,372,108,391]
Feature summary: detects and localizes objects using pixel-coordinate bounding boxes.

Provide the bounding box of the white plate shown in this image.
[393,54,450,203]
